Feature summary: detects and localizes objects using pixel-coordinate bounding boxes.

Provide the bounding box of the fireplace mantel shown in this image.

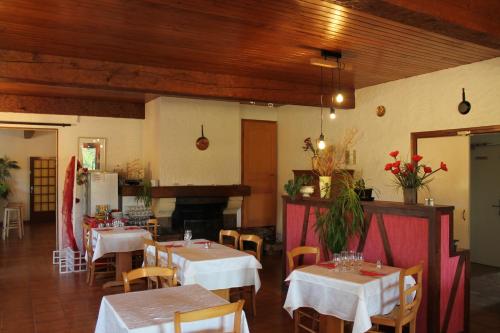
[120,185,251,198]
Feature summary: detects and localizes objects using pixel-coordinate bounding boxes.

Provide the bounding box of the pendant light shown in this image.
[317,67,326,150]
[334,56,344,104]
[329,68,337,120]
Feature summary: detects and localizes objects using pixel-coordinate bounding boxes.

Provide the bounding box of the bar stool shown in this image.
[2,207,23,240]
[6,202,25,225]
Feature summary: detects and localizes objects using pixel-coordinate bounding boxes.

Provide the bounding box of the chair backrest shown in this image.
[397,262,423,321]
[219,229,240,249]
[174,300,245,333]
[239,234,263,262]
[155,243,174,268]
[146,219,159,240]
[143,238,157,267]
[287,246,321,271]
[82,223,94,257]
[122,266,177,293]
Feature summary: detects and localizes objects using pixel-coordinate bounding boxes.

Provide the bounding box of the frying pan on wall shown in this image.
[196,125,209,150]
[458,88,471,115]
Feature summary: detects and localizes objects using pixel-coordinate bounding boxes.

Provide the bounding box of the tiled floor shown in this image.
[470,262,500,332]
[2,221,499,332]
[0,221,292,333]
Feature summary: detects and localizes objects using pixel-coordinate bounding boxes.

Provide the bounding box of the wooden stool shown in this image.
[6,202,25,225]
[2,207,23,240]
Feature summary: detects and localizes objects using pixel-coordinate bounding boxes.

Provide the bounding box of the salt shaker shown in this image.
[376,260,382,269]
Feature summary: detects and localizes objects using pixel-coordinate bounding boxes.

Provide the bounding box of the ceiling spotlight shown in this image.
[329,107,336,119]
[267,102,274,108]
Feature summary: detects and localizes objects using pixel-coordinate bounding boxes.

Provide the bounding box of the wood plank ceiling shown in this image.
[0,0,498,117]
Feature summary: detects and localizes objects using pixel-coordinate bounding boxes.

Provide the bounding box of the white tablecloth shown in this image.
[94,284,250,333]
[92,227,151,261]
[284,263,403,333]
[154,240,262,291]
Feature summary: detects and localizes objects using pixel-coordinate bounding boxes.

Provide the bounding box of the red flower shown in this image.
[412,154,423,163]
[423,166,432,173]
[391,167,400,174]
[392,160,401,167]
[384,163,393,171]
[389,150,399,158]
[440,162,448,171]
[406,163,414,172]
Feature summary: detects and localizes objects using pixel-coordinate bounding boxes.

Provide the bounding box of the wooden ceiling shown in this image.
[0,0,498,117]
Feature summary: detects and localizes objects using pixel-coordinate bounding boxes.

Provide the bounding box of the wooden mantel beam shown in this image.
[0,49,355,109]
[0,94,144,119]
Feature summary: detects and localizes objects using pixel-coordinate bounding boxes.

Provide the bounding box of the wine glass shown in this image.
[348,250,356,271]
[184,229,192,245]
[340,251,348,271]
[333,253,341,272]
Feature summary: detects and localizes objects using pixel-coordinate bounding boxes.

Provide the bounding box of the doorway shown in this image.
[0,128,57,238]
[241,120,277,228]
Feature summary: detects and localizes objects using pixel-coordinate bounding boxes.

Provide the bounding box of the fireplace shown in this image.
[171,197,229,240]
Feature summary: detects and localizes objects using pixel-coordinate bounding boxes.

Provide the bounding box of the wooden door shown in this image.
[30,157,57,223]
[242,120,277,228]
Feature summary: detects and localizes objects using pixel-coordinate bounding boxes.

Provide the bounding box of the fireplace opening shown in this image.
[171,197,229,241]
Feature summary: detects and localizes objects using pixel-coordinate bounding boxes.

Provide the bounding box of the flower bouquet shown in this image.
[384,150,448,204]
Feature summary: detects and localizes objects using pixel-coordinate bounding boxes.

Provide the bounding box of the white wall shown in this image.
[0,112,144,248]
[0,128,57,220]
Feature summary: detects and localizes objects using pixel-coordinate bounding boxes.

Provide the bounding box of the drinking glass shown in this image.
[356,252,364,270]
[333,253,341,272]
[184,229,192,245]
[340,251,348,271]
[348,250,356,271]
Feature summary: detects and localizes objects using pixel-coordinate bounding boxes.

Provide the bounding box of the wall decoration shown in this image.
[458,88,471,115]
[376,105,386,117]
[196,125,210,151]
[78,137,106,171]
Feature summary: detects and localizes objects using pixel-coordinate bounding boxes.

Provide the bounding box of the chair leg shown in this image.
[89,265,95,286]
[251,285,256,317]
[18,213,22,240]
[396,323,403,333]
[293,311,300,333]
[409,319,416,333]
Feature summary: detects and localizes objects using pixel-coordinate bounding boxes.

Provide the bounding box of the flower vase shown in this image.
[311,155,319,171]
[319,176,332,199]
[403,188,417,205]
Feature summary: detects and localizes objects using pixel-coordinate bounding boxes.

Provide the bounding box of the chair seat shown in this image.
[371,305,413,325]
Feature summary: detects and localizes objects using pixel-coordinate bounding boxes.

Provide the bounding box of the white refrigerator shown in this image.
[86,172,119,217]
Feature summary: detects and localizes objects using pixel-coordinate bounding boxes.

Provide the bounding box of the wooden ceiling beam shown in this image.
[0,94,145,119]
[0,49,355,108]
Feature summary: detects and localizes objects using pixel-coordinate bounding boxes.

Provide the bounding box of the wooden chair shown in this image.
[174,299,245,333]
[239,234,263,262]
[287,246,321,272]
[287,246,321,333]
[370,263,424,333]
[146,219,159,240]
[219,229,240,249]
[82,223,115,286]
[232,234,263,316]
[155,243,174,268]
[143,238,158,288]
[122,266,177,293]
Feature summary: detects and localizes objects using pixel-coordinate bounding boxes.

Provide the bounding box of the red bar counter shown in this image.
[282,196,469,333]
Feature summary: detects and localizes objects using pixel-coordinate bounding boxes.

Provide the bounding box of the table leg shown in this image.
[102,252,132,289]
[319,314,344,333]
[211,288,230,301]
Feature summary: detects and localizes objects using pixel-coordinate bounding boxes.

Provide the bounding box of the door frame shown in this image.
[241,119,278,229]
[0,126,59,248]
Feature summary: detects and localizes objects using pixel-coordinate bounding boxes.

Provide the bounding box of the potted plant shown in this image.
[353,178,376,201]
[314,172,365,255]
[0,156,20,200]
[284,175,311,200]
[136,179,153,208]
[384,150,448,204]
[299,175,314,197]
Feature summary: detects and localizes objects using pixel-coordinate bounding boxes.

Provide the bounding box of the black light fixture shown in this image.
[318,67,326,150]
[329,68,337,120]
[334,56,344,104]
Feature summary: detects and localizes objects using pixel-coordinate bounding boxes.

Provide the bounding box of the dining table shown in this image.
[94,283,250,333]
[283,262,411,333]
[153,239,262,300]
[92,226,152,289]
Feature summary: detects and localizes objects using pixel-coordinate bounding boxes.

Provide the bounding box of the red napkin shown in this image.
[359,269,386,277]
[165,244,183,248]
[97,228,113,232]
[125,226,141,230]
[194,241,211,245]
[316,262,337,269]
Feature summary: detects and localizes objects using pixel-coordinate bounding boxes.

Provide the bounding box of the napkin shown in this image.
[97,228,113,232]
[359,269,386,277]
[164,244,183,248]
[194,241,211,245]
[316,262,337,269]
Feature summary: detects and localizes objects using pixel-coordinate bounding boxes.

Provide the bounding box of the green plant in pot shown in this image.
[136,179,153,208]
[284,175,312,201]
[354,178,377,201]
[0,156,20,199]
[314,172,365,255]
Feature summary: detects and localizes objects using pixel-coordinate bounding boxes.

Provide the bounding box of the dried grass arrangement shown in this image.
[314,128,358,176]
